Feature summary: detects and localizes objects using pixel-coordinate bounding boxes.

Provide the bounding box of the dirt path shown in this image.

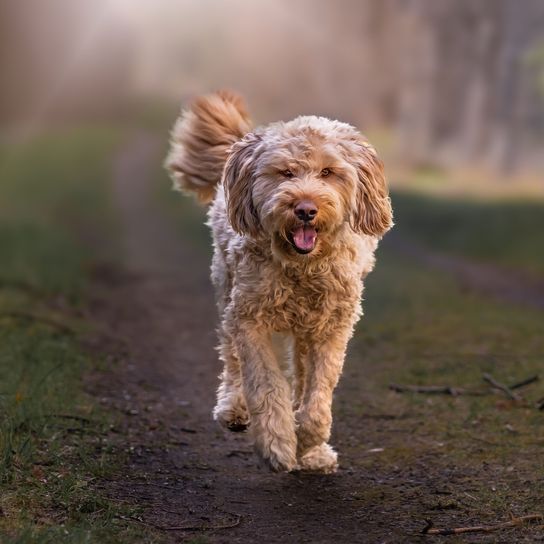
[89,134,542,543]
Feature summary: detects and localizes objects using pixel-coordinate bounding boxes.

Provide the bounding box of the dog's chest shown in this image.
[262,265,362,333]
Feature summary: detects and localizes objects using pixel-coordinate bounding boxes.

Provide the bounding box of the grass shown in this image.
[0,127,121,296]
[0,127,152,543]
[392,189,544,276]
[340,240,544,531]
[355,246,543,407]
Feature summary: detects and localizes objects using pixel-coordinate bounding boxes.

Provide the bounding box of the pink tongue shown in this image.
[292,225,317,251]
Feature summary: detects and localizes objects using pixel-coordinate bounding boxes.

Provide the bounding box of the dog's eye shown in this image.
[281,169,294,178]
[320,168,331,177]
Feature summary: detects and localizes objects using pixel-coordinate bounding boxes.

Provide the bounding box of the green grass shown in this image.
[356,247,543,398]
[0,127,123,296]
[392,190,544,275]
[0,127,151,543]
[342,244,544,525]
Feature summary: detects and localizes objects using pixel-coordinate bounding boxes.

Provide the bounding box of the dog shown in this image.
[165,91,392,473]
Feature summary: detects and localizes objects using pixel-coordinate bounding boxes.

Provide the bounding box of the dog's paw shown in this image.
[213,399,250,432]
[297,443,338,474]
[227,419,249,432]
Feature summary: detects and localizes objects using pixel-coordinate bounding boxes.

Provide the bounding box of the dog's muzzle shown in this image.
[290,200,318,254]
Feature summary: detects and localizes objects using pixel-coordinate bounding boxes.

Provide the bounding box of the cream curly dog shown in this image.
[165,91,392,473]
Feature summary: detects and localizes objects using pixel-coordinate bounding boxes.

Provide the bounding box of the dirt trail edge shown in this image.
[89,133,532,544]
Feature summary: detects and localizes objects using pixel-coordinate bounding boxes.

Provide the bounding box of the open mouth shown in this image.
[289,224,318,254]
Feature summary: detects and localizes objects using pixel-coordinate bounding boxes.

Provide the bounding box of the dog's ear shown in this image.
[349,139,393,237]
[223,132,262,236]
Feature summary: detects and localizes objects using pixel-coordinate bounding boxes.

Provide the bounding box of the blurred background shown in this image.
[2,0,544,181]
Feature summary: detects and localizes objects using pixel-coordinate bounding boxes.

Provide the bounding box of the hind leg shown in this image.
[213,329,250,432]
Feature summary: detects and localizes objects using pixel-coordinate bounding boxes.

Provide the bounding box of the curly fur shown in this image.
[165,91,393,472]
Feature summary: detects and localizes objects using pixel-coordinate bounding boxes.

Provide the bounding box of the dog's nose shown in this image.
[294,201,318,222]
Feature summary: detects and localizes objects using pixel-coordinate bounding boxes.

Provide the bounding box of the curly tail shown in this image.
[165,91,252,204]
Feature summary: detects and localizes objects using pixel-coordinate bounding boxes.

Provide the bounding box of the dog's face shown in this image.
[224,116,392,259]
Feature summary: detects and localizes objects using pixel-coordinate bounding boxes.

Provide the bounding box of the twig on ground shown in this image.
[391,374,540,403]
[389,384,485,396]
[482,373,522,401]
[509,374,539,390]
[0,311,75,335]
[422,513,542,535]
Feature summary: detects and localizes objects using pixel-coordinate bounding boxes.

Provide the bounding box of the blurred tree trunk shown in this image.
[489,0,540,173]
[369,0,544,173]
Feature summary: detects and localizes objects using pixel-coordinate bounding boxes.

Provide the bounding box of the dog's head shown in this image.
[224,116,392,259]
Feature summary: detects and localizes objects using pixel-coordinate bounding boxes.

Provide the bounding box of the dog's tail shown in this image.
[165,91,252,204]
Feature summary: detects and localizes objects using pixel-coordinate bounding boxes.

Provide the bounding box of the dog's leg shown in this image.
[292,341,308,411]
[213,330,250,432]
[295,329,351,472]
[235,324,297,472]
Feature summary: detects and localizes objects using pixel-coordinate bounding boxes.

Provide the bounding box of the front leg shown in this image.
[295,329,351,468]
[232,321,297,472]
[292,340,309,411]
[213,328,250,432]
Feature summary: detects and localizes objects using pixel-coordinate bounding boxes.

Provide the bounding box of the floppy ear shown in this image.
[223,132,262,236]
[350,140,393,237]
